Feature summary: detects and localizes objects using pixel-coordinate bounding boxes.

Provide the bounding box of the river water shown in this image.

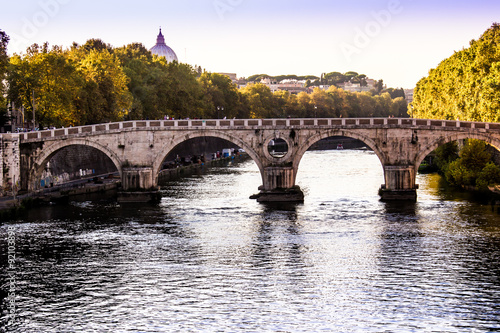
[1,150,500,332]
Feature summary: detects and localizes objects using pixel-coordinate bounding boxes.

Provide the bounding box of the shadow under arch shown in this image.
[415,132,500,169]
[152,130,264,185]
[292,129,386,183]
[29,139,123,190]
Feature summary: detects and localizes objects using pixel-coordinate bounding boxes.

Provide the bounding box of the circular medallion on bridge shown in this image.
[267,138,288,158]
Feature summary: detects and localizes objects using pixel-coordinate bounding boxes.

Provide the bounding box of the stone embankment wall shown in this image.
[45,137,239,184]
[49,145,117,177]
[162,137,240,162]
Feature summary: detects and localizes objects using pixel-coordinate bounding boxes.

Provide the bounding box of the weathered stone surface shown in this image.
[121,167,155,191]
[2,118,499,201]
[251,186,304,203]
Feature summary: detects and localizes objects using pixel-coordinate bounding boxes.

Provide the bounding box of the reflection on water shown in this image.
[1,150,499,332]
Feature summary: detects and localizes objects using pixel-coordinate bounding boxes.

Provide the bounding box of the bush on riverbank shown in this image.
[441,140,500,191]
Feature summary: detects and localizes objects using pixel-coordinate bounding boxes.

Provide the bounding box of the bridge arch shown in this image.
[29,139,123,191]
[415,132,500,169]
[152,130,264,185]
[292,129,386,184]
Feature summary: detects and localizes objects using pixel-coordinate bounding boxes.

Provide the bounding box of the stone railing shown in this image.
[16,118,500,142]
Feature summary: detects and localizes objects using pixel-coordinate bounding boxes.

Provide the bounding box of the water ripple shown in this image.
[1,151,499,332]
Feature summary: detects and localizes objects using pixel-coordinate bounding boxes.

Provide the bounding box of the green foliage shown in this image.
[382,88,405,99]
[239,83,277,118]
[5,38,407,126]
[199,72,241,119]
[0,30,9,126]
[6,41,208,125]
[8,43,85,127]
[247,74,320,83]
[476,162,500,190]
[412,23,500,122]
[0,30,8,82]
[445,159,474,186]
[246,74,268,82]
[80,39,113,53]
[158,60,207,119]
[434,141,459,172]
[458,140,491,172]
[74,48,132,124]
[441,140,499,189]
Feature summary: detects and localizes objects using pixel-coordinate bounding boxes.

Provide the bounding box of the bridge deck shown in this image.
[14,117,500,143]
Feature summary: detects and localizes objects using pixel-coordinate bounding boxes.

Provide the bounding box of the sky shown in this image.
[1,0,499,89]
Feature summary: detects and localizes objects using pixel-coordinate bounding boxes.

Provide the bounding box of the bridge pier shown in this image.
[379,165,418,201]
[119,167,160,203]
[251,167,304,202]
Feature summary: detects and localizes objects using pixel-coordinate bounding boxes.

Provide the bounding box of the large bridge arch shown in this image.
[152,130,264,185]
[291,129,386,184]
[29,139,123,191]
[415,132,500,169]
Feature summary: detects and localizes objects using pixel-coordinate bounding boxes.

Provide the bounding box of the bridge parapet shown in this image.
[4,117,500,201]
[17,118,500,143]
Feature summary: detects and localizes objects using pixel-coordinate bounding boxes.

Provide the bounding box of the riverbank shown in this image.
[0,177,120,219]
[158,154,247,183]
[0,154,247,219]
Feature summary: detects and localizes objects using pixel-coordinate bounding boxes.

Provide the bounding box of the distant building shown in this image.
[217,73,237,81]
[337,80,374,93]
[318,78,377,93]
[260,77,308,94]
[217,73,248,88]
[150,28,178,63]
[1,102,28,133]
[234,78,248,89]
[404,89,414,103]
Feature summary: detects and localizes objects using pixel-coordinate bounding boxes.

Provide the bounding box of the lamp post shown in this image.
[32,89,36,130]
[314,105,317,118]
[217,106,224,119]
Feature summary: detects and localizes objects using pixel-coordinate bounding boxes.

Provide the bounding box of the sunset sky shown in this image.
[1,0,499,88]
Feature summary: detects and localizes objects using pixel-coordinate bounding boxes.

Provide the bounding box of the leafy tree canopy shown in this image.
[412,23,500,122]
[4,38,407,126]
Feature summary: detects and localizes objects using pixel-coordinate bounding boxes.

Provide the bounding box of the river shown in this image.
[1,149,500,332]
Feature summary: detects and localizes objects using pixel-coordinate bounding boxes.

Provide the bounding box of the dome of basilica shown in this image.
[150,28,178,62]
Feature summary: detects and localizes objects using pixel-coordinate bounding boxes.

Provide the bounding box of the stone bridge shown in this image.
[1,117,500,201]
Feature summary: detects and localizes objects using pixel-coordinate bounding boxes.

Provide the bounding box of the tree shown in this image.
[476,162,500,189]
[412,23,500,122]
[310,88,334,117]
[75,48,132,124]
[239,83,277,118]
[444,140,497,189]
[324,72,346,85]
[159,60,208,119]
[296,91,312,117]
[81,38,113,53]
[457,140,491,173]
[0,30,9,83]
[246,74,267,82]
[115,43,158,120]
[434,142,459,173]
[357,92,377,117]
[199,72,241,118]
[392,97,408,117]
[375,79,384,94]
[0,30,9,127]
[8,43,84,127]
